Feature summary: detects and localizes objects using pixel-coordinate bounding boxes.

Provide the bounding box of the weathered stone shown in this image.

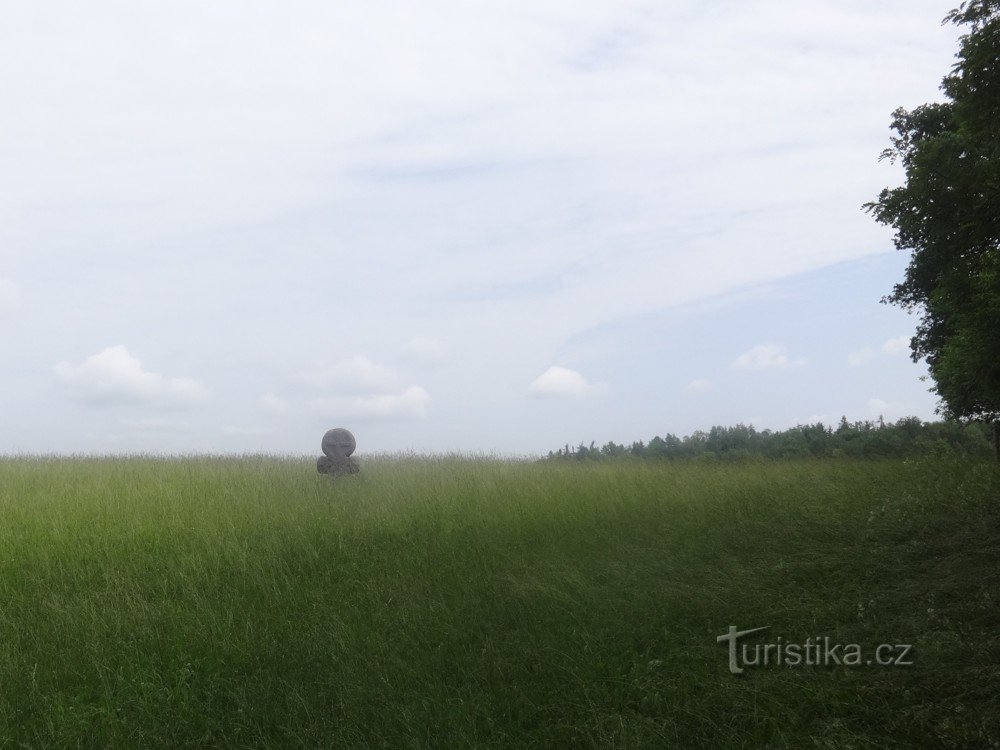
[317,455,360,476]
[322,428,356,459]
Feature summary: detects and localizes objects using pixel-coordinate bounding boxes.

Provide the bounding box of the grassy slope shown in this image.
[0,457,997,748]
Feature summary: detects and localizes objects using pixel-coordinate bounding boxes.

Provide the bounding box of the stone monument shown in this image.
[317,427,360,476]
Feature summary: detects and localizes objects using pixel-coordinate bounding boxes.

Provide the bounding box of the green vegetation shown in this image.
[866,2,1000,435]
[547,416,994,461]
[1,456,997,748]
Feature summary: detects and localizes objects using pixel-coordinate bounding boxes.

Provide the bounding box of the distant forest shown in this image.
[546,417,996,461]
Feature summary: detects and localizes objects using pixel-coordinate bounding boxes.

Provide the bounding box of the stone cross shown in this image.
[317,427,360,476]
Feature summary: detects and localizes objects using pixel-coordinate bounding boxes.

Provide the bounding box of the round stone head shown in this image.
[322,428,356,459]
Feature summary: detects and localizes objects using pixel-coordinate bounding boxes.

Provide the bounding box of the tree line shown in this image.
[546,417,995,461]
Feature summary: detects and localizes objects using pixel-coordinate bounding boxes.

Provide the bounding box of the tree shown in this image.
[865,1,1000,458]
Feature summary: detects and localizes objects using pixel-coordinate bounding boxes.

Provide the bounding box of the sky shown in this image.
[0,1,967,456]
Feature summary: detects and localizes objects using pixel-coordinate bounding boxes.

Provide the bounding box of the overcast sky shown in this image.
[0,1,964,455]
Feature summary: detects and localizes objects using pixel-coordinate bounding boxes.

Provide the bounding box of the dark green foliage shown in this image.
[548,417,994,461]
[865,1,1000,426]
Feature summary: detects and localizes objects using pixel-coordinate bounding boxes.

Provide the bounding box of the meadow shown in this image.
[0,456,997,748]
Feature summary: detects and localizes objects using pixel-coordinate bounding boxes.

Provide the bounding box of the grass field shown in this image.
[0,456,997,748]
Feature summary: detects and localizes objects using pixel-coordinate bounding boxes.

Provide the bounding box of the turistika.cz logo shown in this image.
[717,626,914,675]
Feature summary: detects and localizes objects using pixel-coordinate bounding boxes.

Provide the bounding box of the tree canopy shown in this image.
[865,1,1000,429]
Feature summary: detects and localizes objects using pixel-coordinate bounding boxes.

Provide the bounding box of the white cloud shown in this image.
[849,335,912,366]
[881,335,911,356]
[132,417,193,431]
[294,355,398,394]
[847,346,877,367]
[260,392,290,414]
[732,344,806,371]
[686,378,712,393]
[309,385,430,420]
[0,277,21,314]
[401,336,447,367]
[54,346,207,406]
[221,425,274,437]
[273,354,430,421]
[528,366,603,399]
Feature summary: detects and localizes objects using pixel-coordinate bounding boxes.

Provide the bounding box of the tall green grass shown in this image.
[0,456,997,748]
